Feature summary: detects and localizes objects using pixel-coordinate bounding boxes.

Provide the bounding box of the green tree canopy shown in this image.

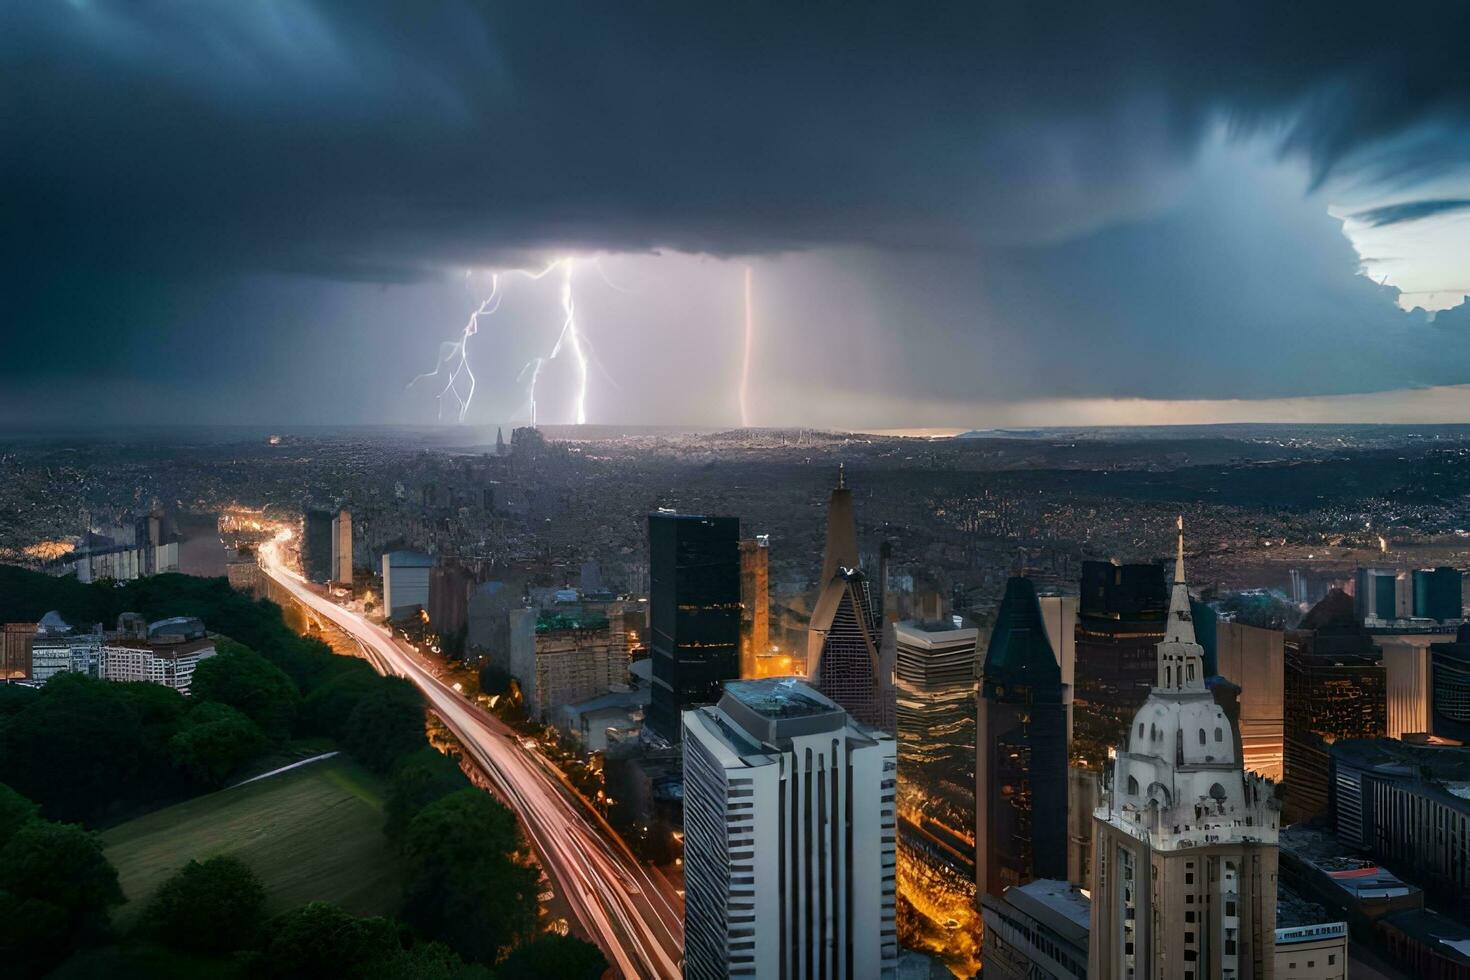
[342,678,425,774]
[0,674,146,823]
[141,855,267,955]
[383,748,469,843]
[169,702,268,787]
[301,662,382,737]
[190,640,301,741]
[262,902,401,980]
[0,783,38,850]
[496,934,609,980]
[0,684,39,718]
[399,789,536,964]
[0,820,123,972]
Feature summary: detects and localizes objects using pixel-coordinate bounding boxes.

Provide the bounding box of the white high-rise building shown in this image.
[682,678,898,979]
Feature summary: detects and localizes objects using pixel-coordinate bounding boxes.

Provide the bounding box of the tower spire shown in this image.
[1175,514,1185,585]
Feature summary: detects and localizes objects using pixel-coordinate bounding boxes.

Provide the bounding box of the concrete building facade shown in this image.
[682,678,897,979]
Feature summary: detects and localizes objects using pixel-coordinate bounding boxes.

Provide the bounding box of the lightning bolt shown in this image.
[740,265,754,428]
[518,257,589,426]
[409,277,504,423]
[415,259,569,425]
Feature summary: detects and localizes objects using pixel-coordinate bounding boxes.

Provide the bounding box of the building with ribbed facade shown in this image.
[1429,625,1470,742]
[682,678,897,979]
[382,550,433,621]
[808,467,893,731]
[1216,621,1286,782]
[739,535,770,677]
[1090,526,1281,980]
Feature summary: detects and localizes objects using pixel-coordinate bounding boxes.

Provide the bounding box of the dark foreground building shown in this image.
[1284,589,1385,823]
[1071,559,1168,769]
[977,576,1067,900]
[646,512,740,744]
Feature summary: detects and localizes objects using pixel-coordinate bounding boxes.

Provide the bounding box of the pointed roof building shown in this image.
[1089,519,1281,979]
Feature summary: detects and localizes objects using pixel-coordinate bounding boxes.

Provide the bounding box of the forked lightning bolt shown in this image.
[413,258,583,425]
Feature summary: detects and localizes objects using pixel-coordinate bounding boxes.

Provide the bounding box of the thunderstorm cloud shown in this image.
[3,1,1469,424]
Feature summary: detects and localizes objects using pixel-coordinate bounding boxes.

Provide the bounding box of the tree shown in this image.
[169,702,268,787]
[399,790,537,963]
[0,821,122,972]
[262,902,400,980]
[301,662,382,737]
[355,941,492,980]
[383,749,469,842]
[0,784,38,850]
[190,640,301,741]
[0,674,146,823]
[141,855,267,955]
[0,684,39,719]
[496,934,608,980]
[342,678,425,774]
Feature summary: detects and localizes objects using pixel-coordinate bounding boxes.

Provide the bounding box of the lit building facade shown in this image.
[1090,530,1281,980]
[738,535,770,677]
[100,617,216,694]
[682,678,897,979]
[382,550,433,621]
[893,619,979,968]
[1216,622,1286,781]
[646,512,740,744]
[1283,590,1384,824]
[977,576,1068,900]
[517,610,630,723]
[331,509,353,585]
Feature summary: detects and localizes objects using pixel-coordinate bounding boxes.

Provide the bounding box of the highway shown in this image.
[259,538,684,979]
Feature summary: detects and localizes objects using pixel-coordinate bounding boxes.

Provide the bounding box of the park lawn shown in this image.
[102,755,405,930]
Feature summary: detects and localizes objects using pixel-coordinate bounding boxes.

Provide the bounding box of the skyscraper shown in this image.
[1089,525,1281,979]
[1283,589,1385,823]
[1414,567,1464,622]
[1429,624,1470,742]
[302,507,335,584]
[646,511,740,744]
[738,535,770,676]
[808,466,893,730]
[382,550,433,621]
[331,509,353,585]
[893,619,980,961]
[1072,559,1169,770]
[1355,567,1398,623]
[682,678,898,979]
[977,576,1068,900]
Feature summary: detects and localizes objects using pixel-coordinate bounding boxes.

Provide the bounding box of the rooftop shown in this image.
[724,678,838,720]
[1013,878,1091,936]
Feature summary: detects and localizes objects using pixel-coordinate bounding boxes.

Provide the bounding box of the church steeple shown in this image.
[1157,516,1206,692]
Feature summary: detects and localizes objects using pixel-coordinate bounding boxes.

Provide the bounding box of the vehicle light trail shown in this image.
[257,535,682,978]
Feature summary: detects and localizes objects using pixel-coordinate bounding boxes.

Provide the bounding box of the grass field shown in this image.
[102,755,405,929]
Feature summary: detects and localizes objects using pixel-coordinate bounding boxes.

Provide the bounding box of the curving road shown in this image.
[259,538,683,979]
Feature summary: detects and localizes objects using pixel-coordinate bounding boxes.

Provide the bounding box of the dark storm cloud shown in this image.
[1351,199,1470,227]
[4,0,1470,278]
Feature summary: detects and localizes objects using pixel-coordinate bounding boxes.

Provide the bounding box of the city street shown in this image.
[259,537,683,979]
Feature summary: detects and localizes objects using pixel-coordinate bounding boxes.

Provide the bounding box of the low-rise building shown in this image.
[979,878,1089,980]
[100,616,215,694]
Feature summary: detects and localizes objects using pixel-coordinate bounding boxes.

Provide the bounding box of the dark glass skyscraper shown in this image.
[1415,567,1465,622]
[1430,625,1470,742]
[976,576,1067,900]
[1071,559,1168,770]
[302,507,335,584]
[647,512,741,744]
[1283,589,1385,823]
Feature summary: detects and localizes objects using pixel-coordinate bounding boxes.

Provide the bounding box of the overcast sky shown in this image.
[4,2,1469,428]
